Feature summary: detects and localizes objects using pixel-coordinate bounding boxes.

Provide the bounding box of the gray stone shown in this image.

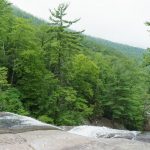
[0,130,150,150]
[136,132,150,143]
[0,112,150,149]
[0,112,61,133]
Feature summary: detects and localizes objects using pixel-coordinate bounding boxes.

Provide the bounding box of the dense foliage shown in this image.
[0,0,149,130]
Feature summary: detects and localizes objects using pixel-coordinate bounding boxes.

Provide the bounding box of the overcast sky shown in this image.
[9,0,150,48]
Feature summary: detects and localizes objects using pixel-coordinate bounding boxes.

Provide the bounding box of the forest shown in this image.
[0,0,150,130]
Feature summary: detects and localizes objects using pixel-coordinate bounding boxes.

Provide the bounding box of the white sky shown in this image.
[9,0,150,48]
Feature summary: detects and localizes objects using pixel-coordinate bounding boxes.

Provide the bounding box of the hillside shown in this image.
[1,0,149,132]
[12,6,145,59]
[12,6,47,25]
[84,36,145,59]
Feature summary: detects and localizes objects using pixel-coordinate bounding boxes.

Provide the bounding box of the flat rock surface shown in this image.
[0,130,150,150]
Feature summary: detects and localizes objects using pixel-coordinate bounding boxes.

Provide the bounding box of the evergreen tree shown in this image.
[47,3,83,83]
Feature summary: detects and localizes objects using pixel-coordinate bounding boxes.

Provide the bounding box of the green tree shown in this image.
[0,67,26,114]
[143,49,150,120]
[14,49,55,117]
[0,67,8,90]
[47,3,83,83]
[5,18,37,84]
[48,86,92,125]
[69,54,99,101]
[0,0,12,65]
[143,22,150,116]
[69,54,101,120]
[101,57,145,129]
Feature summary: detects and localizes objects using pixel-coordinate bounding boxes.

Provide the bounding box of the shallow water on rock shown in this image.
[68,125,140,140]
[0,112,61,133]
[68,125,150,143]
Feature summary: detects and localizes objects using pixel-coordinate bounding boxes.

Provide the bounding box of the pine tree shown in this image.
[48,3,84,83]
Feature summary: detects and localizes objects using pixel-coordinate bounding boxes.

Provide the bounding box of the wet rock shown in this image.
[0,112,61,133]
[136,132,150,143]
[69,125,140,140]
